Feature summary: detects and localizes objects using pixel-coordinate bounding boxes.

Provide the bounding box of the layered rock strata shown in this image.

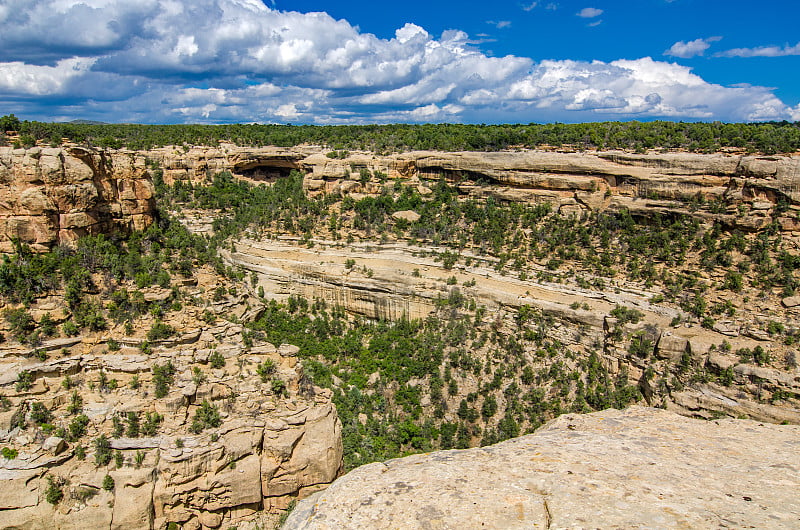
[0,309,342,529]
[3,144,799,253]
[151,145,800,232]
[223,238,800,425]
[0,147,156,252]
[283,406,800,529]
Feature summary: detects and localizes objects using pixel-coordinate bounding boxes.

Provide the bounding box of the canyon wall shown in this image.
[152,145,800,232]
[3,144,799,253]
[150,144,800,425]
[222,237,800,426]
[0,147,156,252]
[0,297,343,529]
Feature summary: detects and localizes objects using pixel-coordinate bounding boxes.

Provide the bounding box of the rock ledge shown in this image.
[285,406,800,529]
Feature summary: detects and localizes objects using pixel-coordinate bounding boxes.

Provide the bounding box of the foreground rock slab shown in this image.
[284,406,800,529]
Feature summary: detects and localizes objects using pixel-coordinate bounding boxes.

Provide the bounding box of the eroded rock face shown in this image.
[284,406,800,529]
[151,146,800,233]
[223,238,800,425]
[0,146,155,251]
[5,145,798,254]
[0,320,343,529]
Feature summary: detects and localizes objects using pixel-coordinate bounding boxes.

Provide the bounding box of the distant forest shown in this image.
[2,114,800,154]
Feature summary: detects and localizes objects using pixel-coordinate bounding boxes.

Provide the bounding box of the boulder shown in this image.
[278,344,300,357]
[782,296,800,308]
[391,210,420,222]
[42,436,66,455]
[655,331,688,361]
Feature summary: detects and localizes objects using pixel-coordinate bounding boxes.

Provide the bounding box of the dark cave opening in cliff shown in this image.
[420,167,502,186]
[234,163,298,183]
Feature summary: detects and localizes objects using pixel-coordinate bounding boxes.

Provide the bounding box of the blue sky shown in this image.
[1,0,798,124]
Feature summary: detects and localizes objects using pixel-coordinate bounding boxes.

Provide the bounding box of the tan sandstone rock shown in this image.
[284,406,800,529]
[0,146,155,251]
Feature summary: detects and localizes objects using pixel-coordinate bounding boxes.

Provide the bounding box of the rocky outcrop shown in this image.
[151,146,800,232]
[0,315,342,529]
[0,401,341,530]
[283,406,800,529]
[0,146,155,252]
[3,144,798,253]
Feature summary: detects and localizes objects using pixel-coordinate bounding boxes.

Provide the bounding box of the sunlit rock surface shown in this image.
[284,406,800,529]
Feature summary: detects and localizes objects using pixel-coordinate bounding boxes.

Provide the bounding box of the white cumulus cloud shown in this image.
[0,57,95,95]
[716,42,800,58]
[0,0,796,124]
[665,37,722,59]
[577,7,603,18]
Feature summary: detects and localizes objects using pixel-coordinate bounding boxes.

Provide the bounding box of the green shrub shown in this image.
[67,390,83,415]
[209,351,225,369]
[39,313,57,337]
[140,412,163,436]
[723,271,743,292]
[147,320,175,341]
[256,360,276,382]
[68,414,89,441]
[62,321,79,337]
[271,378,288,398]
[112,415,124,438]
[15,370,33,392]
[152,361,176,398]
[29,402,52,425]
[753,345,770,366]
[102,474,115,491]
[4,308,35,343]
[94,434,111,466]
[126,411,140,437]
[628,334,653,358]
[190,400,221,433]
[481,396,498,419]
[45,476,64,505]
[610,305,644,325]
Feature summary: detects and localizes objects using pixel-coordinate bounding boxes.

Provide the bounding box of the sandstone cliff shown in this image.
[151,145,800,232]
[283,406,800,529]
[3,144,799,253]
[0,146,156,252]
[222,237,800,427]
[0,278,343,529]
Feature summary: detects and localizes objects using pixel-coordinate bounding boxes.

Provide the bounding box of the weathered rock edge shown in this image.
[154,145,800,233]
[0,146,155,252]
[284,406,800,529]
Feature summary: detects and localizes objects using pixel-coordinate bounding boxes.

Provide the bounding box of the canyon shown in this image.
[0,143,799,528]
